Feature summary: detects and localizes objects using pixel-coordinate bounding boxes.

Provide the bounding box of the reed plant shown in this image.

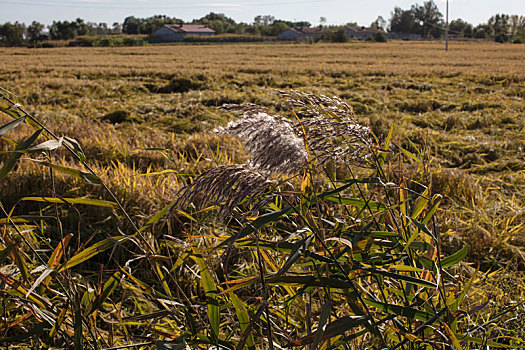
[0,87,523,349]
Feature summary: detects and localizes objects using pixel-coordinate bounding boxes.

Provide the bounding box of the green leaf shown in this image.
[410,189,430,219]
[0,116,25,137]
[139,202,174,232]
[20,196,115,207]
[440,245,468,269]
[31,160,102,184]
[312,301,331,349]
[407,216,434,239]
[229,293,255,350]
[363,299,432,321]
[0,128,42,182]
[217,205,297,248]
[398,144,423,166]
[321,195,385,211]
[85,271,122,315]
[0,244,16,264]
[379,122,394,168]
[57,236,127,272]
[452,266,477,311]
[191,247,219,340]
[455,334,525,348]
[155,341,187,350]
[276,234,314,277]
[49,307,68,339]
[322,315,370,341]
[362,267,437,289]
[217,178,383,249]
[0,98,23,119]
[222,274,356,294]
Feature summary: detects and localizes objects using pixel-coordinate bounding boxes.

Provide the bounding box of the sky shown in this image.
[1,0,524,27]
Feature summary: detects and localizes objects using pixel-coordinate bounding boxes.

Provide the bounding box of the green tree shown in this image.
[27,21,46,44]
[449,19,473,38]
[74,18,89,36]
[270,21,290,36]
[488,14,510,42]
[122,16,141,34]
[473,23,491,38]
[0,21,26,46]
[389,7,418,33]
[254,15,275,26]
[411,0,443,38]
[112,22,122,34]
[193,13,236,34]
[509,15,525,42]
[48,20,78,40]
[371,16,387,31]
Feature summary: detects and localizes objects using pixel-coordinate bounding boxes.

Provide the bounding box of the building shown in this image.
[152,24,216,42]
[345,26,382,40]
[279,27,324,40]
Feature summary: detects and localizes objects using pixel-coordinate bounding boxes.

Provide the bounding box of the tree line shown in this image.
[389,3,525,42]
[1,0,524,46]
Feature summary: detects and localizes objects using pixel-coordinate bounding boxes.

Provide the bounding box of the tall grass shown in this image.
[1,87,523,349]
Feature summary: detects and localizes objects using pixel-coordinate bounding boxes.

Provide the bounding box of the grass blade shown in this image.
[229,292,255,350]
[57,236,127,272]
[85,271,122,315]
[276,233,314,277]
[20,196,115,207]
[31,160,102,184]
[312,300,331,349]
[0,116,25,137]
[0,128,42,182]
[440,246,468,269]
[191,247,220,340]
[363,299,432,322]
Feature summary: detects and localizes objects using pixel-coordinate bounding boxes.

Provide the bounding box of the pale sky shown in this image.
[1,0,524,27]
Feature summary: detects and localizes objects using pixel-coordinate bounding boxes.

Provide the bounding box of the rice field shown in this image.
[0,41,524,348]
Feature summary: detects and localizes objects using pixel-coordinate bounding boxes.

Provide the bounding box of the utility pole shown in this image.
[445,0,449,51]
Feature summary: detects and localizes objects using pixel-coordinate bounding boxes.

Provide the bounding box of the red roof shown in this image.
[346,25,381,33]
[165,24,215,33]
[293,27,324,35]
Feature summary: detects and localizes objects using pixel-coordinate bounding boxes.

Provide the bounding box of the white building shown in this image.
[152,24,216,42]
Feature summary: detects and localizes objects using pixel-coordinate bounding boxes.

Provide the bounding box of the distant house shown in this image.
[387,33,422,40]
[279,27,324,40]
[152,24,216,42]
[345,26,382,40]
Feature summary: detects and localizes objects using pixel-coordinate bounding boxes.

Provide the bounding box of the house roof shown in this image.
[165,24,216,33]
[292,27,324,35]
[346,26,381,33]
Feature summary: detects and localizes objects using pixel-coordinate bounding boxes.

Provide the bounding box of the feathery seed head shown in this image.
[278,90,372,166]
[177,91,372,218]
[216,112,307,176]
[175,164,273,218]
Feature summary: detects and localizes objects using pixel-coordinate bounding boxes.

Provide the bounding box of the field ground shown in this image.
[2,41,523,264]
[1,41,524,347]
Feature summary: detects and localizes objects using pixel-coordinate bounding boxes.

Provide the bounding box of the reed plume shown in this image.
[215,112,307,176]
[176,91,372,217]
[280,90,372,166]
[175,164,272,217]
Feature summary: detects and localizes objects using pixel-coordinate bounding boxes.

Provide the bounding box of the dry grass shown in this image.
[2,41,523,264]
[0,41,524,348]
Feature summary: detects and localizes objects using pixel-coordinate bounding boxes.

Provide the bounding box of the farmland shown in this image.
[1,41,524,348]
